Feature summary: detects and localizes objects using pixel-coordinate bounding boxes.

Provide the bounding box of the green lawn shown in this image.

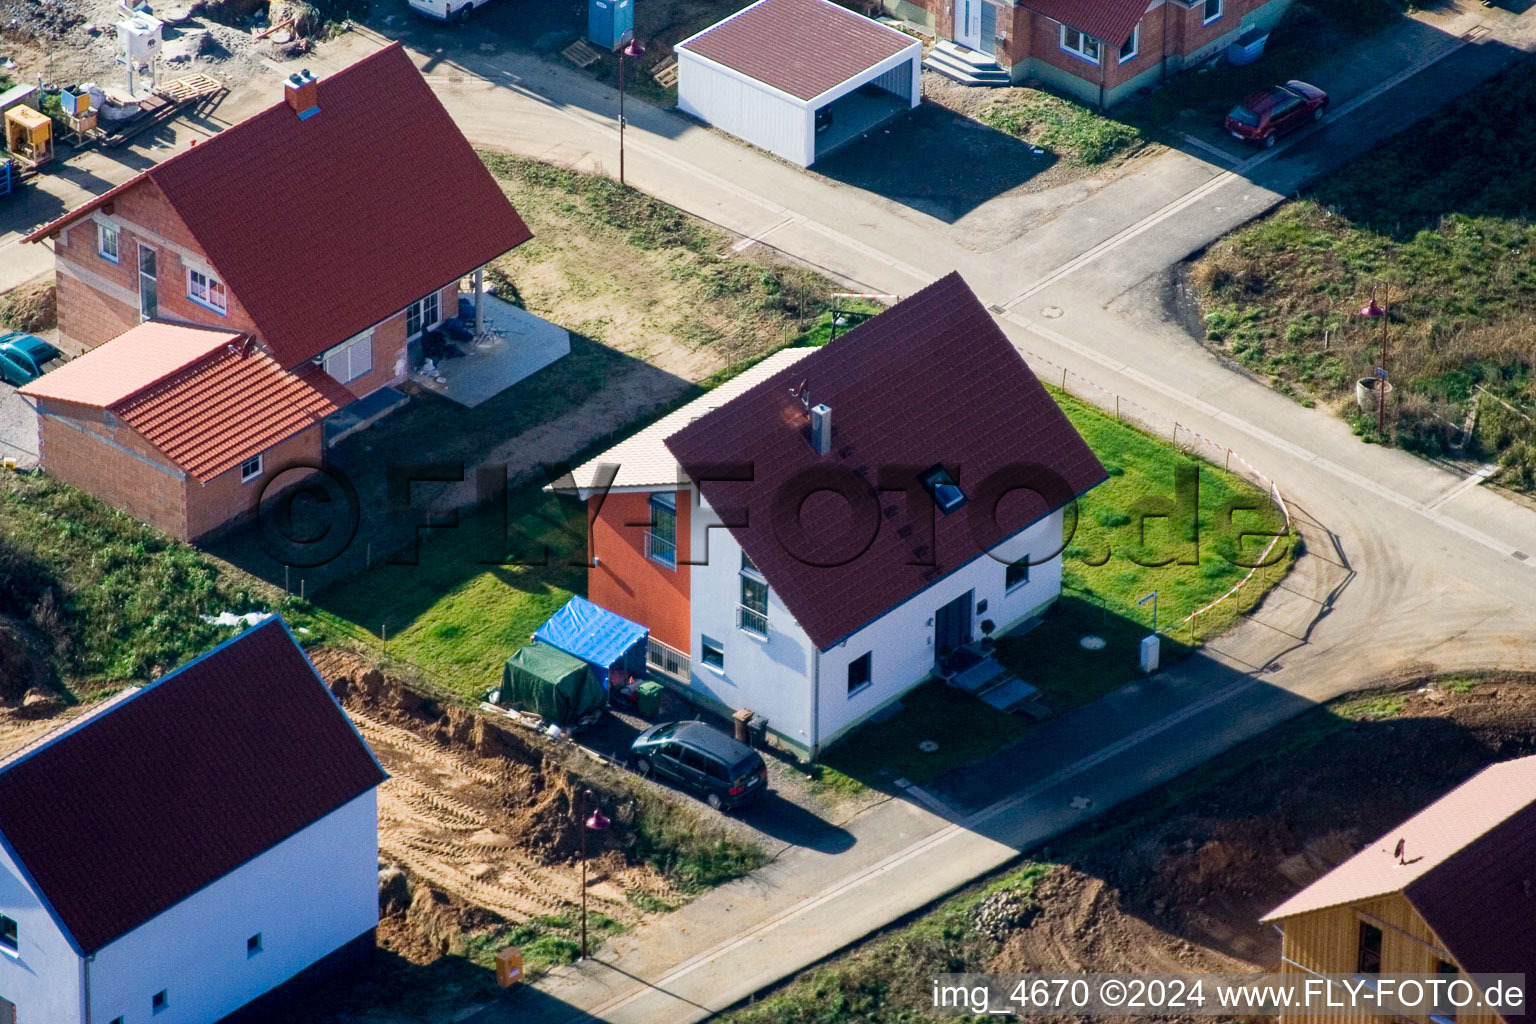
[976,93,1143,166]
[0,473,352,698]
[1192,60,1536,489]
[1056,390,1294,639]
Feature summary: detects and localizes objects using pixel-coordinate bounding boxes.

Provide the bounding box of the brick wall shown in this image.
[588,489,692,651]
[54,271,138,355]
[184,425,326,541]
[36,400,191,540]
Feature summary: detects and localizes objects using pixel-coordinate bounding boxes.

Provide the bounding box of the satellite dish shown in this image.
[1394,838,1406,861]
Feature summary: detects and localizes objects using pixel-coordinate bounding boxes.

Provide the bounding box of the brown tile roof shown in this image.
[22,321,351,480]
[1022,0,1149,48]
[1264,755,1536,989]
[26,44,531,368]
[664,272,1106,650]
[679,0,918,102]
[0,619,384,954]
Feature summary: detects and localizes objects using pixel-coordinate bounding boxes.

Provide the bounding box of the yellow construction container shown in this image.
[4,107,53,169]
[495,946,523,987]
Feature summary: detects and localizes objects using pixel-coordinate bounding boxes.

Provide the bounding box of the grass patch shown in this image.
[1056,390,1294,639]
[1190,60,1536,489]
[721,861,1053,1024]
[821,680,1030,787]
[0,473,351,697]
[632,788,770,891]
[1337,694,1405,721]
[978,93,1143,165]
[1440,676,1479,695]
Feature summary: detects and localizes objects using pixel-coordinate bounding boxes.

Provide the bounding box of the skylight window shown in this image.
[920,466,967,514]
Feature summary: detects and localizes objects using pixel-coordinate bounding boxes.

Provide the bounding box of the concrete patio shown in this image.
[411,293,570,408]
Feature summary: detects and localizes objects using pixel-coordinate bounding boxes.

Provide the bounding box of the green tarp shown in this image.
[499,642,606,726]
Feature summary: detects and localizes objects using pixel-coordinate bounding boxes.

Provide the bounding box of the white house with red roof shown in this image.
[0,618,385,1024]
[561,274,1105,756]
[19,43,543,540]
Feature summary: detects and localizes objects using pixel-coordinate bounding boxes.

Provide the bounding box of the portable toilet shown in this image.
[587,0,634,51]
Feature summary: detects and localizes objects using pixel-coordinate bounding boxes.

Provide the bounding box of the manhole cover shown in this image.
[1080,635,1106,650]
[1041,306,1064,319]
[918,740,940,754]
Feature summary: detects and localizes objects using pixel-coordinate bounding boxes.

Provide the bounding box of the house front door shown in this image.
[953,0,982,50]
[934,590,974,659]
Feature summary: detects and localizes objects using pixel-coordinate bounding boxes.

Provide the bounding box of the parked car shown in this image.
[1224,81,1328,148]
[0,333,62,387]
[629,721,767,811]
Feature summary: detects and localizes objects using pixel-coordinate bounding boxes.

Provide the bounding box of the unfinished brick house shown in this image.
[909,0,1296,106]
[21,42,532,540]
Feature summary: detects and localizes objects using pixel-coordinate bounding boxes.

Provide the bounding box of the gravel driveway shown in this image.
[0,385,39,469]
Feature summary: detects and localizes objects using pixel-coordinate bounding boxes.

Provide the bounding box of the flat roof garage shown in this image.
[676,0,922,168]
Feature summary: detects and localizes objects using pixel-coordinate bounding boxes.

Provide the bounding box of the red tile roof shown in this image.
[0,619,385,954]
[1264,755,1536,992]
[1022,0,1149,48]
[679,0,919,102]
[664,272,1106,650]
[19,321,243,407]
[21,321,351,480]
[26,43,531,368]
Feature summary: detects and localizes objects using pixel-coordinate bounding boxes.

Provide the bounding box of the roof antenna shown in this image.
[789,379,810,412]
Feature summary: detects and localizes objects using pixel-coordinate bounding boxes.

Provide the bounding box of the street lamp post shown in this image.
[618,38,645,186]
[1359,286,1390,434]
[578,789,610,959]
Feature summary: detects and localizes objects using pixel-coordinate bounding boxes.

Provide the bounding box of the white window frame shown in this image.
[1118,24,1139,62]
[700,635,725,673]
[1059,24,1101,64]
[737,554,768,638]
[186,266,228,315]
[406,291,442,339]
[0,912,17,955]
[98,222,120,263]
[322,330,374,385]
[1202,0,1222,24]
[240,454,263,484]
[1005,558,1030,592]
[645,492,678,569]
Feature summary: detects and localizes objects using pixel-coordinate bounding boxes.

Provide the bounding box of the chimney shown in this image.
[810,403,833,456]
[284,69,319,120]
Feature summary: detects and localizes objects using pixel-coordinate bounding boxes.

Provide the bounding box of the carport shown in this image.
[676,0,921,168]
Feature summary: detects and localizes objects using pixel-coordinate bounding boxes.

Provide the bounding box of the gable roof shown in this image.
[21,321,352,480]
[1022,0,1148,47]
[663,272,1106,650]
[0,619,385,954]
[678,0,918,102]
[26,43,531,368]
[562,347,814,495]
[1263,755,1536,985]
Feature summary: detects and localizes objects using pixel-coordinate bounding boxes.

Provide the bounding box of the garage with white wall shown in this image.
[676,0,922,167]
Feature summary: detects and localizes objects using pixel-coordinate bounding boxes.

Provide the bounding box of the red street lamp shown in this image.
[578,789,610,959]
[618,38,645,186]
[1358,285,1390,434]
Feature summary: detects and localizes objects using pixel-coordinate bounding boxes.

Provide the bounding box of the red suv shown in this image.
[1225,81,1329,148]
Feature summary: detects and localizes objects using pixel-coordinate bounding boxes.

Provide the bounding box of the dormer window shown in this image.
[920,465,967,514]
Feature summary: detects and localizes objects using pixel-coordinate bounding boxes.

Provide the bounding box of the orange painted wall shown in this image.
[587,489,691,651]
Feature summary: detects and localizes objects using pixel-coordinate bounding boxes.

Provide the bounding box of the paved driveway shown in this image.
[0,385,38,469]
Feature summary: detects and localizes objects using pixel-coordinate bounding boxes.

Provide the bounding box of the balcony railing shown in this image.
[737,604,769,638]
[646,637,689,682]
[644,530,676,568]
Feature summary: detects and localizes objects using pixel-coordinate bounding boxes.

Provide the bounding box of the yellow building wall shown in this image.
[1276,893,1503,1024]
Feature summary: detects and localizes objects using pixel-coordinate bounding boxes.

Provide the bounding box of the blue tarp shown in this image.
[534,596,648,680]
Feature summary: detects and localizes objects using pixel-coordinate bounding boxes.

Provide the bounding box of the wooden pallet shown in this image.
[651,56,678,88]
[155,72,223,104]
[561,39,602,69]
